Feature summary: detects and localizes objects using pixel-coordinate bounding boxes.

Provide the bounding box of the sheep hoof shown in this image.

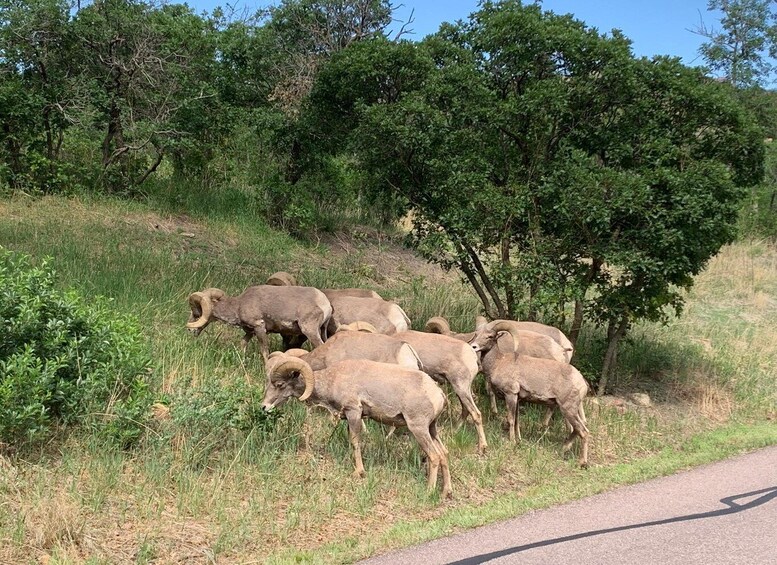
[352,469,366,479]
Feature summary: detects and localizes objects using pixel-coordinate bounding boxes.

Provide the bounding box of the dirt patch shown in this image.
[316,228,457,287]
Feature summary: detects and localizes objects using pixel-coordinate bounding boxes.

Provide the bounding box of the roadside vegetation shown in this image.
[2,0,777,563]
[0,192,775,563]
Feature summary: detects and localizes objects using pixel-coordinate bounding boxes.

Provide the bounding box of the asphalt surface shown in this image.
[359,445,777,565]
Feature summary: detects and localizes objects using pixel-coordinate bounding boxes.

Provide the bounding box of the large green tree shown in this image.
[309,0,764,391]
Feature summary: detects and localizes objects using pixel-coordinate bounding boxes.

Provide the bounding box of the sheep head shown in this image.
[468,320,521,354]
[262,355,315,410]
[186,288,226,335]
[424,317,451,335]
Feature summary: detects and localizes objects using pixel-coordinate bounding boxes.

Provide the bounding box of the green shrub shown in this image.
[0,247,153,446]
[158,378,281,467]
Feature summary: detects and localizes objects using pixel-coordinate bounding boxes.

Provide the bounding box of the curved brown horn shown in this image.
[424,316,451,334]
[186,292,212,329]
[283,348,309,358]
[338,321,378,333]
[269,357,315,402]
[489,320,521,353]
[267,272,297,286]
[475,316,488,330]
[203,288,225,301]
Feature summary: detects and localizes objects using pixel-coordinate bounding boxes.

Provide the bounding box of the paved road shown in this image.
[359,445,777,565]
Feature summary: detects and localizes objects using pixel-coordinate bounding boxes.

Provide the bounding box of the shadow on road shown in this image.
[448,486,777,565]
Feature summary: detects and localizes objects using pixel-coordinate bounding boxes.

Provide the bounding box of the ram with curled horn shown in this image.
[262,355,452,497]
[472,321,591,468]
[326,294,411,335]
[476,316,574,362]
[185,284,333,359]
[270,324,422,372]
[266,271,298,286]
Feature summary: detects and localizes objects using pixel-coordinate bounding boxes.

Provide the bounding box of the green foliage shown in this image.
[739,141,777,238]
[308,0,764,386]
[158,378,280,466]
[0,247,153,445]
[696,0,777,87]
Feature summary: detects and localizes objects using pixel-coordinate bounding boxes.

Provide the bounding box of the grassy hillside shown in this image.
[0,193,775,564]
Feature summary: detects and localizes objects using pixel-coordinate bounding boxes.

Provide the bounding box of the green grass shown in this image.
[0,193,775,564]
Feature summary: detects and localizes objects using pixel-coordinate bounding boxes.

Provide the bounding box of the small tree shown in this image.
[694,0,777,87]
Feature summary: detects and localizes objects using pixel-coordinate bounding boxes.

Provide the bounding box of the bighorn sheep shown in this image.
[473,322,590,467]
[264,272,383,300]
[262,356,452,497]
[322,288,384,300]
[279,328,422,371]
[186,285,332,359]
[426,317,570,364]
[394,330,488,453]
[426,316,570,415]
[475,316,574,362]
[327,295,410,336]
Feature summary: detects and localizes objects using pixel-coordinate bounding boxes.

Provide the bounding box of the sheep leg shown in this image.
[504,393,521,442]
[299,320,326,349]
[251,321,270,360]
[346,412,366,478]
[541,405,554,428]
[407,422,443,495]
[485,377,498,414]
[541,405,572,433]
[430,420,452,498]
[241,328,253,352]
[560,404,590,468]
[450,382,488,454]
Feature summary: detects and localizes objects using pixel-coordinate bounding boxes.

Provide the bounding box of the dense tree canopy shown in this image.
[308,0,764,389]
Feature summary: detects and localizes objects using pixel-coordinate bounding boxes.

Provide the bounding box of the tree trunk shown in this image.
[570,298,584,349]
[102,99,125,167]
[137,146,164,185]
[3,123,24,188]
[502,235,515,319]
[597,315,629,396]
[527,281,539,321]
[459,260,498,320]
[462,241,506,318]
[285,138,303,185]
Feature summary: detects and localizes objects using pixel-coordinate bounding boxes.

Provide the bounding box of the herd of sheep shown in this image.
[185,273,590,499]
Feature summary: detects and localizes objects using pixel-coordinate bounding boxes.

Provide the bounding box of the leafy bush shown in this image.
[158,378,281,467]
[739,143,777,239]
[0,247,153,446]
